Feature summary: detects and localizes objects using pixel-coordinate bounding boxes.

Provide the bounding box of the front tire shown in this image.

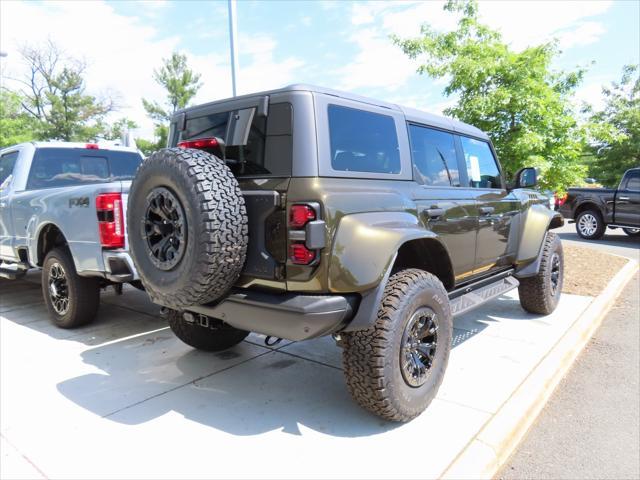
[622,228,640,237]
[42,247,100,328]
[341,269,452,422]
[518,232,563,315]
[167,309,249,352]
[576,210,605,240]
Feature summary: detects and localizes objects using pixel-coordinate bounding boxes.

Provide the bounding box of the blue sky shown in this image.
[1,0,638,138]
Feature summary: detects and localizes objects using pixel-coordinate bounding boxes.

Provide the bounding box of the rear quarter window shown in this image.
[26,148,142,190]
[328,104,400,174]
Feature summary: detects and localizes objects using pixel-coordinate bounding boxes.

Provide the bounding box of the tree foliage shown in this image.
[0,90,38,148]
[103,117,139,141]
[393,0,587,192]
[585,65,640,187]
[142,52,201,151]
[15,40,114,141]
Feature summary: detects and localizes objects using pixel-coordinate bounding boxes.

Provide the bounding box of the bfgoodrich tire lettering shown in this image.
[127,148,248,309]
[518,231,563,315]
[341,269,452,422]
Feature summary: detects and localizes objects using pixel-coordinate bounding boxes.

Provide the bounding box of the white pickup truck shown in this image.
[0,142,143,328]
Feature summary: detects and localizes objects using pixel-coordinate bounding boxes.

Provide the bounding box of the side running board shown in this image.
[0,263,29,280]
[449,274,519,318]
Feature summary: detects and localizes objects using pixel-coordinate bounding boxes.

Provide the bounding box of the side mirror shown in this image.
[514,167,537,189]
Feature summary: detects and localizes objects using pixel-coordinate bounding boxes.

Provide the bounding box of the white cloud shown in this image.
[335,28,417,91]
[557,21,606,50]
[0,1,305,140]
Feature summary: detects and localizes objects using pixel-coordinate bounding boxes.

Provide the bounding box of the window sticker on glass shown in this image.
[468,155,481,183]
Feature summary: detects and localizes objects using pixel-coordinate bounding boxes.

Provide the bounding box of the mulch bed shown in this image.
[562,244,629,297]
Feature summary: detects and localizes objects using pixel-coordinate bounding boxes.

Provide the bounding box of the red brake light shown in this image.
[290,243,315,265]
[178,138,219,150]
[85,143,99,149]
[289,205,316,229]
[96,193,124,249]
[555,193,568,207]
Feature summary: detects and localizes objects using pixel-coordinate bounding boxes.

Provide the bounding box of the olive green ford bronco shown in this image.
[127,85,564,422]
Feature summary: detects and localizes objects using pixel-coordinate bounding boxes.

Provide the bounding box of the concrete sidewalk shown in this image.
[0,273,596,479]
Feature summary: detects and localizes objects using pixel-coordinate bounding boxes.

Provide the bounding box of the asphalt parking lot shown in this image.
[1,268,597,479]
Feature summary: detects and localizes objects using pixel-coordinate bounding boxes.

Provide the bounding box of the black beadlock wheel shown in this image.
[518,231,564,315]
[127,148,248,309]
[166,309,249,352]
[341,269,453,422]
[42,247,100,328]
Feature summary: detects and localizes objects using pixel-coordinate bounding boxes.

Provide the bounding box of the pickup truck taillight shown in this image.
[96,193,124,249]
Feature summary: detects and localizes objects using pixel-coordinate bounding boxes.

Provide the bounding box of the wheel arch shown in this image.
[574,201,603,219]
[35,222,68,267]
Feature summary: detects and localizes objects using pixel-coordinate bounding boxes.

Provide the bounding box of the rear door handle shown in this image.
[479,206,495,215]
[618,196,630,201]
[426,208,445,219]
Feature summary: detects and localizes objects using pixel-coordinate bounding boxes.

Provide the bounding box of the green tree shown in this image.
[0,90,38,148]
[142,52,201,151]
[393,0,587,192]
[16,41,114,141]
[104,117,139,141]
[585,65,640,187]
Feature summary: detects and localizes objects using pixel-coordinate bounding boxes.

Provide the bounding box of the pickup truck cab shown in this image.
[559,168,640,240]
[0,141,143,327]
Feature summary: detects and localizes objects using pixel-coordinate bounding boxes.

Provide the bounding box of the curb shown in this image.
[441,257,639,480]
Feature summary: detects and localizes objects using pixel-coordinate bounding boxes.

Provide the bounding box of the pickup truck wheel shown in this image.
[127,148,248,309]
[166,309,249,352]
[42,247,100,328]
[576,210,605,240]
[518,232,563,315]
[623,228,640,237]
[341,269,452,422]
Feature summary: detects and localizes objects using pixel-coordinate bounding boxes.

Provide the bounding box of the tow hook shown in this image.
[264,336,282,347]
[332,333,344,347]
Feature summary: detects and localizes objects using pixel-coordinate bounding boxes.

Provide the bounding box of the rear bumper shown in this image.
[102,250,138,282]
[187,289,359,341]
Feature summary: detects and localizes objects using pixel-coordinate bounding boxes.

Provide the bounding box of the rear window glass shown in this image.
[177,102,293,177]
[26,148,142,190]
[409,125,460,186]
[328,104,400,174]
[625,173,640,191]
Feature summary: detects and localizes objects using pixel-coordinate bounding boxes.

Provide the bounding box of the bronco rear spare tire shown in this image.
[127,148,248,309]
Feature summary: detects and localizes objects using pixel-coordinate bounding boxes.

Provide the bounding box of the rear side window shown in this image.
[26,149,142,190]
[178,103,293,177]
[0,151,19,187]
[328,105,400,174]
[459,136,502,189]
[408,125,460,186]
[625,172,640,191]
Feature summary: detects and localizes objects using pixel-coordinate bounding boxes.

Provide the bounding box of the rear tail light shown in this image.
[290,243,315,265]
[178,138,219,150]
[288,203,319,265]
[555,193,568,207]
[289,204,316,228]
[96,193,124,249]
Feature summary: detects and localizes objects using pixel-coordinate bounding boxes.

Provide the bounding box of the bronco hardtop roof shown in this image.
[175,84,488,140]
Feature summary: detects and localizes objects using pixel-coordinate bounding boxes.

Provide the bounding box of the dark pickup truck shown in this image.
[559,168,640,240]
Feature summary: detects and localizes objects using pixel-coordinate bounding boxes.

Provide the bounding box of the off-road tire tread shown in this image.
[42,247,100,328]
[128,148,248,309]
[341,269,451,422]
[167,310,249,351]
[518,232,563,315]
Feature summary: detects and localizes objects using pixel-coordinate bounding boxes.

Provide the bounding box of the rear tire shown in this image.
[42,247,100,328]
[167,309,249,352]
[127,148,248,309]
[622,228,640,237]
[518,232,563,315]
[575,210,605,240]
[341,269,452,422]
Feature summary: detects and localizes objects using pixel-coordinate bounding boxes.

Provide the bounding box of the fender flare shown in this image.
[515,204,563,278]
